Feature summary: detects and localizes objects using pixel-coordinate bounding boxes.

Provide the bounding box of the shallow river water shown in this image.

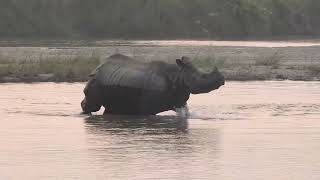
[0,81,320,180]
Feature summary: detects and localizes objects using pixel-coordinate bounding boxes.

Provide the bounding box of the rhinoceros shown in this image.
[81,54,224,115]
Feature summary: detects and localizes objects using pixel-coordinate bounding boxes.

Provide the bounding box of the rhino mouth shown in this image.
[81,97,102,114]
[191,79,224,94]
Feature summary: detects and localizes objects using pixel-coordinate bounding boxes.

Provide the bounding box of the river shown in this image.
[0,81,320,180]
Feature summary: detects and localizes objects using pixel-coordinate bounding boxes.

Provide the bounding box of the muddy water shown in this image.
[0,81,320,180]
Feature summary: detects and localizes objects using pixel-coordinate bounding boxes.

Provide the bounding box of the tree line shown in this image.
[1,0,319,39]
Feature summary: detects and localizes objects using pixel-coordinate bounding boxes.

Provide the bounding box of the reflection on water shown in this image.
[86,115,188,132]
[84,115,220,180]
[0,81,320,180]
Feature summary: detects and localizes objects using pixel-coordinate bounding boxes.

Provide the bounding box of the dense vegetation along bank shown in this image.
[1,0,320,39]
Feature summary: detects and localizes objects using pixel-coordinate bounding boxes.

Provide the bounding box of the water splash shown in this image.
[175,106,190,119]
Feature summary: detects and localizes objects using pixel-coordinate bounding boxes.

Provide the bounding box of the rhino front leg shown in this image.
[174,104,190,118]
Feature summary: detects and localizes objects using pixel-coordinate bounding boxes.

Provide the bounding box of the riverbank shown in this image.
[0,55,100,83]
[0,43,320,82]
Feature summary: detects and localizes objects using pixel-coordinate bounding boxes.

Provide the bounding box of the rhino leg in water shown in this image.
[175,105,190,118]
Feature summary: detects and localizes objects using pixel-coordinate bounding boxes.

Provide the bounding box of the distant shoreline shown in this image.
[1,37,320,47]
[0,77,319,84]
[0,41,319,83]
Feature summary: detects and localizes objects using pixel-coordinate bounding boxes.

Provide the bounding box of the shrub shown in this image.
[255,50,281,69]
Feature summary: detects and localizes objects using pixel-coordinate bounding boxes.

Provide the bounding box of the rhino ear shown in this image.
[181,56,190,61]
[210,66,219,74]
[176,59,184,66]
[176,56,192,67]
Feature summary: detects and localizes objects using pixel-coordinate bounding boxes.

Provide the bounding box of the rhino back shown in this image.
[94,57,171,91]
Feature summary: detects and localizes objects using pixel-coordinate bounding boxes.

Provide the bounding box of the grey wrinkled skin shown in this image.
[81,54,225,115]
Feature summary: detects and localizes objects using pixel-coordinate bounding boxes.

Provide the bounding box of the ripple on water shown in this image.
[1,82,320,180]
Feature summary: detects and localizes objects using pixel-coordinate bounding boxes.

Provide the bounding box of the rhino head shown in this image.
[176,57,225,94]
